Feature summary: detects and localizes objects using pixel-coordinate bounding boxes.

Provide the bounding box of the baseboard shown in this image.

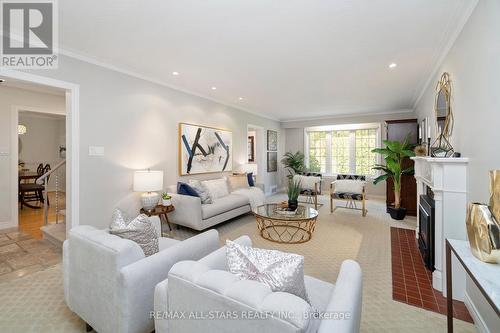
[0,220,16,230]
[464,291,490,333]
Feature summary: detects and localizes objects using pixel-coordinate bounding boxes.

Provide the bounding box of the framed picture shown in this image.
[267,152,277,172]
[179,123,232,175]
[267,130,278,151]
[247,136,255,162]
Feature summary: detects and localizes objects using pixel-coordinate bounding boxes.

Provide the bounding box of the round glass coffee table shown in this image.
[252,203,318,244]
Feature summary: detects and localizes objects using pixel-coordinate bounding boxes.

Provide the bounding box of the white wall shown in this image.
[282,111,417,197]
[21,55,283,228]
[19,112,66,191]
[0,87,66,228]
[414,1,500,330]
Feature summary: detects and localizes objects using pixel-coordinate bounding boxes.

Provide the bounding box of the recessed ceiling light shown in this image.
[389,63,397,69]
[211,86,217,90]
[172,71,179,76]
[239,97,244,101]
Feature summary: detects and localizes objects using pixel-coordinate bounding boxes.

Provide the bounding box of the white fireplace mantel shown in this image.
[411,156,469,300]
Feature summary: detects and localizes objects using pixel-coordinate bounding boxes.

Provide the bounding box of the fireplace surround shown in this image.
[412,156,469,300]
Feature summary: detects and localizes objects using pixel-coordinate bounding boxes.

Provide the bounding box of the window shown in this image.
[307,131,327,173]
[305,124,380,177]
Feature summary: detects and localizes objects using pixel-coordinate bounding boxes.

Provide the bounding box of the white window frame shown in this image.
[304,123,382,178]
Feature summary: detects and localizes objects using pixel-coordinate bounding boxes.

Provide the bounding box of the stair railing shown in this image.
[37,159,66,225]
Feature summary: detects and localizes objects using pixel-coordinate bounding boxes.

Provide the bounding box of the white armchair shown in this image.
[154,236,363,333]
[63,223,220,333]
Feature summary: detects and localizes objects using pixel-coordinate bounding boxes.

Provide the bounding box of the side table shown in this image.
[141,204,175,236]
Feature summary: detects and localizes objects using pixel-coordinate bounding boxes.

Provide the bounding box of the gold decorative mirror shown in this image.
[435,72,453,138]
[431,72,454,157]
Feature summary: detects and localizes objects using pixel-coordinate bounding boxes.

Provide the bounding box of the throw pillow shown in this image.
[177,182,200,197]
[334,179,365,194]
[188,179,213,204]
[226,240,310,303]
[227,174,250,192]
[247,172,255,187]
[109,208,159,256]
[293,174,321,191]
[201,178,229,200]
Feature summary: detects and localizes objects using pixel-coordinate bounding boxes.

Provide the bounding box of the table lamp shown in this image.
[134,170,163,211]
[237,163,258,183]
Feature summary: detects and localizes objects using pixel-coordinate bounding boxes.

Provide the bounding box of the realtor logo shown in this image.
[1,0,58,68]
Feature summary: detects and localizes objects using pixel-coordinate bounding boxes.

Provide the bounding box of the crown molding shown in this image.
[279,108,414,123]
[411,0,478,109]
[58,48,280,122]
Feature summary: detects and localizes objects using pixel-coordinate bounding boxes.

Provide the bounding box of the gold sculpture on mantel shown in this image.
[466,170,500,263]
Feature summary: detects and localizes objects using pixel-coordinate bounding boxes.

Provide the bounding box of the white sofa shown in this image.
[166,184,264,231]
[154,236,363,333]
[63,221,220,333]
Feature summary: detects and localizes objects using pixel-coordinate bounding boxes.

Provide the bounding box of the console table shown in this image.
[445,239,500,333]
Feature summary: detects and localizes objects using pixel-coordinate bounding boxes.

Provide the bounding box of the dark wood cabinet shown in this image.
[385,119,418,216]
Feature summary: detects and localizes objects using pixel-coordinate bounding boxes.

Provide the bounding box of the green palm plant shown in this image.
[372,137,416,209]
[287,178,301,202]
[281,151,305,178]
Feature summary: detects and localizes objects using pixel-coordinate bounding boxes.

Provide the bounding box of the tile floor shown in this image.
[391,227,473,323]
[0,227,61,283]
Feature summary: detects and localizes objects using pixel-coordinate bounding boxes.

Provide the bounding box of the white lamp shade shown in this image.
[246,163,258,175]
[133,170,163,192]
[237,163,258,175]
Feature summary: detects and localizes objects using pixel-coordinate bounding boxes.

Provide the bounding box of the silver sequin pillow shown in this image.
[109,209,159,256]
[188,179,213,204]
[226,240,310,303]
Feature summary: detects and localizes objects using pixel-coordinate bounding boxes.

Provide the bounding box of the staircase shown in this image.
[41,223,66,247]
[37,160,67,248]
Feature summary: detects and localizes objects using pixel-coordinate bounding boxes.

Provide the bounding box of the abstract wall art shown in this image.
[267,130,278,151]
[267,152,277,172]
[179,123,232,175]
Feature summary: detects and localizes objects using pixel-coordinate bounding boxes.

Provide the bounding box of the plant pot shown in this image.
[287,199,298,211]
[162,199,171,206]
[388,206,407,220]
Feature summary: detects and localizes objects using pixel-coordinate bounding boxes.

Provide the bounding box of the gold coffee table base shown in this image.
[255,216,317,244]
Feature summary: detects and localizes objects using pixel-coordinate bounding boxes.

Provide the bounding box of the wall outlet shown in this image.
[88,146,104,156]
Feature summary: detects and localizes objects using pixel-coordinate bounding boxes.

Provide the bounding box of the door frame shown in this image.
[247,124,266,183]
[2,69,80,234]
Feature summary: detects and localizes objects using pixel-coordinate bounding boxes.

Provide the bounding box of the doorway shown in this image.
[247,125,265,188]
[17,109,66,239]
[0,70,80,242]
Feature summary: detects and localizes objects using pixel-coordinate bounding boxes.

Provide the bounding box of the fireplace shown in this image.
[418,191,435,271]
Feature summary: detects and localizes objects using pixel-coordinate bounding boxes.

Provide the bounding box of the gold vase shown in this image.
[490,170,500,222]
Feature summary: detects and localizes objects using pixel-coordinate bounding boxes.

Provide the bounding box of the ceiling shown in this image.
[58,0,476,121]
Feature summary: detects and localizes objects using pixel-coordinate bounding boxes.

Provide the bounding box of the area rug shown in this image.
[390,227,473,322]
[0,196,476,333]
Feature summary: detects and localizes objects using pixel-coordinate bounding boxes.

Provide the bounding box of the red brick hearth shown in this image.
[390,227,473,323]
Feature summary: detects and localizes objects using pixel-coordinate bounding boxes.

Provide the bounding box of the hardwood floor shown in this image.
[18,191,66,240]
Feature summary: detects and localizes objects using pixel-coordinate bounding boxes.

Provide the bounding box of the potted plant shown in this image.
[372,137,416,220]
[161,192,172,206]
[281,151,306,179]
[287,178,301,211]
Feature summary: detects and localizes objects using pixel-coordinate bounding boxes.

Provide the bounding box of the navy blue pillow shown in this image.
[247,173,255,187]
[177,182,199,197]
